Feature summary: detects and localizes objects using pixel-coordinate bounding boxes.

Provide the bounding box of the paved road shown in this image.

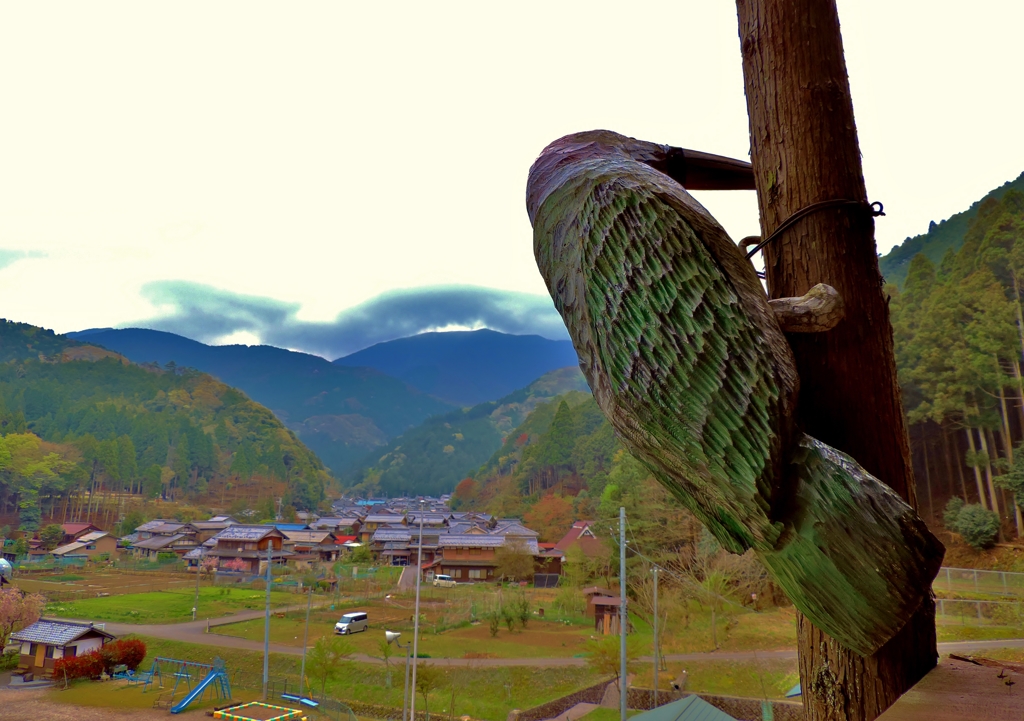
[94,610,1024,667]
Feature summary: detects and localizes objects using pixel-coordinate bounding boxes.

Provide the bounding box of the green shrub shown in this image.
[943,497,965,530]
[953,504,1000,549]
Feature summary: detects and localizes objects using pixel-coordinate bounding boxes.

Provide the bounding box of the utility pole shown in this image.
[192,555,201,621]
[735,2,939,718]
[652,566,659,709]
[298,585,313,699]
[409,501,425,721]
[619,506,627,721]
[262,542,272,701]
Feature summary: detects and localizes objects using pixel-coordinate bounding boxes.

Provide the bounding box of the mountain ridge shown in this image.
[334,328,578,407]
[879,171,1024,287]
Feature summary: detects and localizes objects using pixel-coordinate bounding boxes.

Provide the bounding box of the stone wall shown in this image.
[506,679,612,721]
[627,687,803,721]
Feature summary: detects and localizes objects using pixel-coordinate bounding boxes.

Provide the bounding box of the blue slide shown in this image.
[170,660,231,714]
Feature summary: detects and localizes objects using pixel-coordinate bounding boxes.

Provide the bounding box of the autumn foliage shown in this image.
[453,477,479,504]
[53,638,147,680]
[0,588,45,649]
[53,651,105,680]
[523,494,574,542]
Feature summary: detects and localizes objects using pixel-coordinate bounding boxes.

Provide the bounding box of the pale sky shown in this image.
[1,2,1022,356]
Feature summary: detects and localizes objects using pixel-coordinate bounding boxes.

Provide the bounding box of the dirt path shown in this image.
[93,613,1024,667]
[0,688,209,721]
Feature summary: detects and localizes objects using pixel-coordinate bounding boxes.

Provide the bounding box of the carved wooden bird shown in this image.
[527,130,943,656]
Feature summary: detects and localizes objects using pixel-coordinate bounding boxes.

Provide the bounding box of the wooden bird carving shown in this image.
[527,130,944,656]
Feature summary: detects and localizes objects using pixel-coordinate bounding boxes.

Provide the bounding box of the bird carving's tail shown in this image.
[757,434,943,655]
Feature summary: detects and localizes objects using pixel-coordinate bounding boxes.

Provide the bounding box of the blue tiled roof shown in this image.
[12,619,113,646]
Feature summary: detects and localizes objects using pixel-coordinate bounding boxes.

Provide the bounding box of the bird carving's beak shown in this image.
[643,144,756,192]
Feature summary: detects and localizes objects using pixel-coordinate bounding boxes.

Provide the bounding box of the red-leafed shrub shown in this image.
[112,638,146,671]
[98,639,148,673]
[53,650,104,680]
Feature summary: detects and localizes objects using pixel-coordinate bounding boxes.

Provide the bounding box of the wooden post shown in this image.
[735,1,939,719]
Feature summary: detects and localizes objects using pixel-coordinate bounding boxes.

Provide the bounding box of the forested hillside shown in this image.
[0,320,331,528]
[344,367,589,497]
[890,189,1024,535]
[70,327,454,474]
[880,171,1024,287]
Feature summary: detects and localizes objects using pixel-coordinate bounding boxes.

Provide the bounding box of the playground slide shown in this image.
[170,666,229,714]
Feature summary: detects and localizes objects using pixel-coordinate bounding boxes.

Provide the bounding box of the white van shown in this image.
[335,611,369,635]
[433,574,456,588]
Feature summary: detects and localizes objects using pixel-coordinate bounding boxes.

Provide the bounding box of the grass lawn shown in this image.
[214,614,596,659]
[129,634,602,721]
[936,622,1024,642]
[47,679,261,712]
[581,709,640,721]
[632,658,799,699]
[45,587,301,624]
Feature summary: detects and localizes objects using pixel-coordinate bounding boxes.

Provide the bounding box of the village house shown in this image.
[206,525,290,574]
[50,531,117,562]
[280,529,338,564]
[11,619,115,679]
[130,521,200,559]
[435,533,540,582]
[59,522,103,546]
[358,512,406,543]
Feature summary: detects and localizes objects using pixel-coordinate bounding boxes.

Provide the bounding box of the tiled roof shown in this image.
[489,523,539,537]
[12,619,114,646]
[133,534,188,550]
[439,535,506,548]
[281,530,334,543]
[183,547,208,560]
[372,529,412,542]
[136,519,174,533]
[149,522,192,535]
[215,525,279,541]
[363,514,405,524]
[119,532,140,545]
[192,521,232,530]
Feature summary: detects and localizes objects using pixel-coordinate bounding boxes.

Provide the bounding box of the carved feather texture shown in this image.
[528,130,943,656]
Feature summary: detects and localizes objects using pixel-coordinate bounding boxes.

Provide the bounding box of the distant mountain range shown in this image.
[879,171,1024,287]
[343,366,591,497]
[69,328,454,474]
[335,329,579,406]
[72,327,583,477]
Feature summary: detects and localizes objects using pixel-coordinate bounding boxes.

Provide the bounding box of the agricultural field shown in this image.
[42,586,301,624]
[13,569,198,601]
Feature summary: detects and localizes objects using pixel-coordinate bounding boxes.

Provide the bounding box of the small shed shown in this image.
[590,595,622,634]
[11,618,116,678]
[629,695,737,721]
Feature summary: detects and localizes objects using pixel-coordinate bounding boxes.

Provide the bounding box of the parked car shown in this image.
[335,611,369,634]
[433,574,456,588]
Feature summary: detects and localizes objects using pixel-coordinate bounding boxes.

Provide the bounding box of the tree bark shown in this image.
[735,1,940,718]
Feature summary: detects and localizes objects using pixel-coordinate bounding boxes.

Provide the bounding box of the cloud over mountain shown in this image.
[136,281,569,358]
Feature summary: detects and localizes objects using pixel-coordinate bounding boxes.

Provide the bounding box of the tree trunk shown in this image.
[922,432,934,523]
[966,427,988,509]
[979,428,1001,519]
[735,2,940,718]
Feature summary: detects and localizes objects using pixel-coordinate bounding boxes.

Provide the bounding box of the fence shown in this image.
[935,597,1024,626]
[933,566,1024,597]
